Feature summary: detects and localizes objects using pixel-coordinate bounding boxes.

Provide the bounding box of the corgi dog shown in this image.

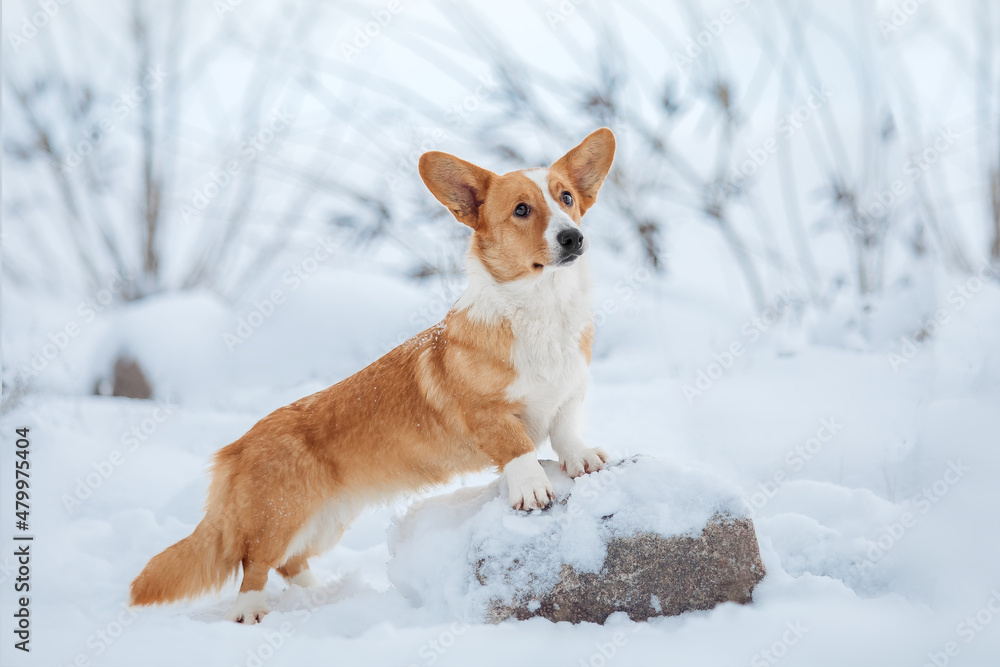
[129,128,616,624]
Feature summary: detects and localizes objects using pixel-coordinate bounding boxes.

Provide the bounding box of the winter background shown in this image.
[2,0,1000,665]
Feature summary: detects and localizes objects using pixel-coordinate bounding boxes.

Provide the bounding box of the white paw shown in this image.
[289,570,319,588]
[226,590,269,625]
[560,447,609,478]
[505,453,555,510]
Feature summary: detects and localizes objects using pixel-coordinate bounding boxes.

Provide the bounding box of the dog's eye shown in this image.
[561,191,573,206]
[514,203,529,218]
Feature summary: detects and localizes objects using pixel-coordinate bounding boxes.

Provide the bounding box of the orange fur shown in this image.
[129,128,616,618]
[580,321,594,363]
[129,513,240,606]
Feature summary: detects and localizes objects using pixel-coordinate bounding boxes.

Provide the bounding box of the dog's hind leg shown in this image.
[275,506,352,590]
[226,556,272,624]
[276,553,320,588]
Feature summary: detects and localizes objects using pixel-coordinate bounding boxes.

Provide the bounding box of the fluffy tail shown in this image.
[129,513,240,606]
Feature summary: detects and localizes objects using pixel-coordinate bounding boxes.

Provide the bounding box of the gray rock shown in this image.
[388,455,766,625]
[478,513,765,624]
[112,356,153,399]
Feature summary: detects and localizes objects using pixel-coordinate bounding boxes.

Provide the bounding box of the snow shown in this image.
[3,246,999,667]
[3,1,1000,665]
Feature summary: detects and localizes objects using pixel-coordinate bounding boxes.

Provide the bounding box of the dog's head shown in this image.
[419,128,615,282]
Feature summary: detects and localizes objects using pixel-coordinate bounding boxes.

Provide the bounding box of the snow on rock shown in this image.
[388,455,766,624]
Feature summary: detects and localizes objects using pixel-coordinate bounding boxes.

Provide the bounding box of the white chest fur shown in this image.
[457,255,592,444]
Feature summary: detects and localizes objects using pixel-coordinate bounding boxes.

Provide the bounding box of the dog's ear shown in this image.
[551,128,615,215]
[419,152,495,229]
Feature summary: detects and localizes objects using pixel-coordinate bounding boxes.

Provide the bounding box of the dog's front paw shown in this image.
[560,447,609,478]
[226,591,269,625]
[505,453,555,510]
[509,475,555,511]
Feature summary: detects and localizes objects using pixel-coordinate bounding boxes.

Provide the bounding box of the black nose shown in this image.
[557,228,584,254]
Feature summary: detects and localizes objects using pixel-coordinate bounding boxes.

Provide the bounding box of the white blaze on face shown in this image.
[523,169,585,265]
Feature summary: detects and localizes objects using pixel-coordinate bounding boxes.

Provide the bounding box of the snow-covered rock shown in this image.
[388,456,766,624]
